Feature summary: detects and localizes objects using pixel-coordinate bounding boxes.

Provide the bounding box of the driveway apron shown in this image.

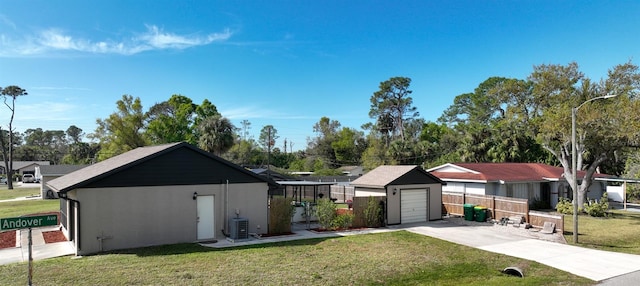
[399,220,640,282]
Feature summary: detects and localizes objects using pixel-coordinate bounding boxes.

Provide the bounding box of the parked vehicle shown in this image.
[22,174,35,183]
[1,177,6,184]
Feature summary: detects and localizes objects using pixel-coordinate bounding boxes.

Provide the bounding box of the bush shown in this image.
[583,193,609,217]
[556,197,574,215]
[316,198,337,230]
[331,213,354,230]
[363,196,382,227]
[268,197,295,234]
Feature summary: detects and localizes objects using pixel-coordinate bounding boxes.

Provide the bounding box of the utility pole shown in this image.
[283,138,288,154]
[267,126,271,176]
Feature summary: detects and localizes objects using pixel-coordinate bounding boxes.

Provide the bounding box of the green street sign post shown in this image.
[0,214,58,231]
[1,214,59,286]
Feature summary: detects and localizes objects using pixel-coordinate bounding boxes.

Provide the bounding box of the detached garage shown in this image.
[350,165,445,225]
[47,142,271,256]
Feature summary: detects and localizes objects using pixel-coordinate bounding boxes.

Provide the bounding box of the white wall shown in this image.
[442,182,485,195]
[607,186,624,202]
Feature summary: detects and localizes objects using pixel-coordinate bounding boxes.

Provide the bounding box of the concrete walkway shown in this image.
[0,226,75,265]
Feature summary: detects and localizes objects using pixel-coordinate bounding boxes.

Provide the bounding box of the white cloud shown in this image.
[0,25,232,57]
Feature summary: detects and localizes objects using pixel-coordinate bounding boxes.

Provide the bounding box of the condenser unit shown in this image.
[229,217,249,240]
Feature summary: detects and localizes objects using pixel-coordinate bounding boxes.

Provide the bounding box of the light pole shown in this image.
[571,94,617,244]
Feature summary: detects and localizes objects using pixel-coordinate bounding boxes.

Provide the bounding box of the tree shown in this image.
[145,94,197,144]
[224,138,263,166]
[240,120,252,141]
[259,125,278,152]
[0,85,27,189]
[438,77,548,164]
[331,127,365,165]
[197,115,235,156]
[534,61,640,207]
[307,117,341,168]
[66,125,84,144]
[369,77,419,141]
[92,95,147,161]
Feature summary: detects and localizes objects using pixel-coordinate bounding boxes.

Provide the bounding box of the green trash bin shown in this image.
[463,204,475,221]
[474,206,488,222]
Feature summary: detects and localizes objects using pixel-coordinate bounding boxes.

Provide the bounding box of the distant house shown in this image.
[47,142,271,256]
[350,165,444,225]
[428,163,612,208]
[339,166,364,177]
[0,161,50,176]
[38,164,89,199]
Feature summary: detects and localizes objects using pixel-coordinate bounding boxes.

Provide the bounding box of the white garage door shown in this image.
[401,189,428,224]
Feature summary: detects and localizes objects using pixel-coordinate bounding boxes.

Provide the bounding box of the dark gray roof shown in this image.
[39,165,89,176]
[4,161,50,170]
[47,142,271,193]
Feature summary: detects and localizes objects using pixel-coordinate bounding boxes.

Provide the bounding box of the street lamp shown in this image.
[571,94,618,244]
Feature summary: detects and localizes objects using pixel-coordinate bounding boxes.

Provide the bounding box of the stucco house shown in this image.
[39,164,89,199]
[47,142,271,256]
[350,165,444,225]
[1,161,50,176]
[428,163,611,208]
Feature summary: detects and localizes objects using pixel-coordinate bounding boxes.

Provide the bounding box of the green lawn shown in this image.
[564,210,640,255]
[0,199,59,218]
[0,231,593,286]
[0,186,41,200]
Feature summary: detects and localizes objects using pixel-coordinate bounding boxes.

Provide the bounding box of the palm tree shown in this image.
[197,115,235,156]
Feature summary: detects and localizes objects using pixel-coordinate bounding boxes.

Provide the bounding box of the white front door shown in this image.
[197,195,215,240]
[401,189,428,224]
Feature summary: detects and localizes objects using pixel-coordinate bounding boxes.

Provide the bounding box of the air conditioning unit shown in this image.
[229,217,249,240]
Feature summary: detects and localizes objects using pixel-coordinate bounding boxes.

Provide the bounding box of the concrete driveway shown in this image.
[394,219,640,282]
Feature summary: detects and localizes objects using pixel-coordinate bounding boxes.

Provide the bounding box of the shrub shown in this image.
[362,196,382,227]
[583,193,609,217]
[556,197,574,215]
[331,213,354,230]
[268,197,294,234]
[316,198,337,230]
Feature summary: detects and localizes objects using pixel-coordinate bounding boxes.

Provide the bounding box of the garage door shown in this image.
[401,189,428,224]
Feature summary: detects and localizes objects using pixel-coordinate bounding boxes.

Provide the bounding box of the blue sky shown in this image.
[1,1,638,151]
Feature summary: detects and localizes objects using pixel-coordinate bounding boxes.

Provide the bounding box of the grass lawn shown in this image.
[0,186,42,200]
[0,199,59,218]
[0,231,593,286]
[564,210,640,255]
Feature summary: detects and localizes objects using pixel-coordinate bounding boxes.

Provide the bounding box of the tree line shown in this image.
[2,61,640,204]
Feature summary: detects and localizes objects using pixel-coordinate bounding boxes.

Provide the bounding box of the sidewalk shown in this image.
[0,226,75,265]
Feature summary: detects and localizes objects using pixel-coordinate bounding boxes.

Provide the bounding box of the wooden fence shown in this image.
[442,192,529,221]
[442,192,563,231]
[529,211,564,232]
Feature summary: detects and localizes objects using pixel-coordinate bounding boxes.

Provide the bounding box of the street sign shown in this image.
[0,215,58,231]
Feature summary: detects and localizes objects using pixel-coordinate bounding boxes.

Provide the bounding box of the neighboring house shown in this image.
[0,161,50,176]
[428,163,611,208]
[350,165,444,225]
[46,142,271,256]
[39,164,89,199]
[339,166,364,177]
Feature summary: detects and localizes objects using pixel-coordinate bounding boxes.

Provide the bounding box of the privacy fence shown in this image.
[442,192,563,232]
